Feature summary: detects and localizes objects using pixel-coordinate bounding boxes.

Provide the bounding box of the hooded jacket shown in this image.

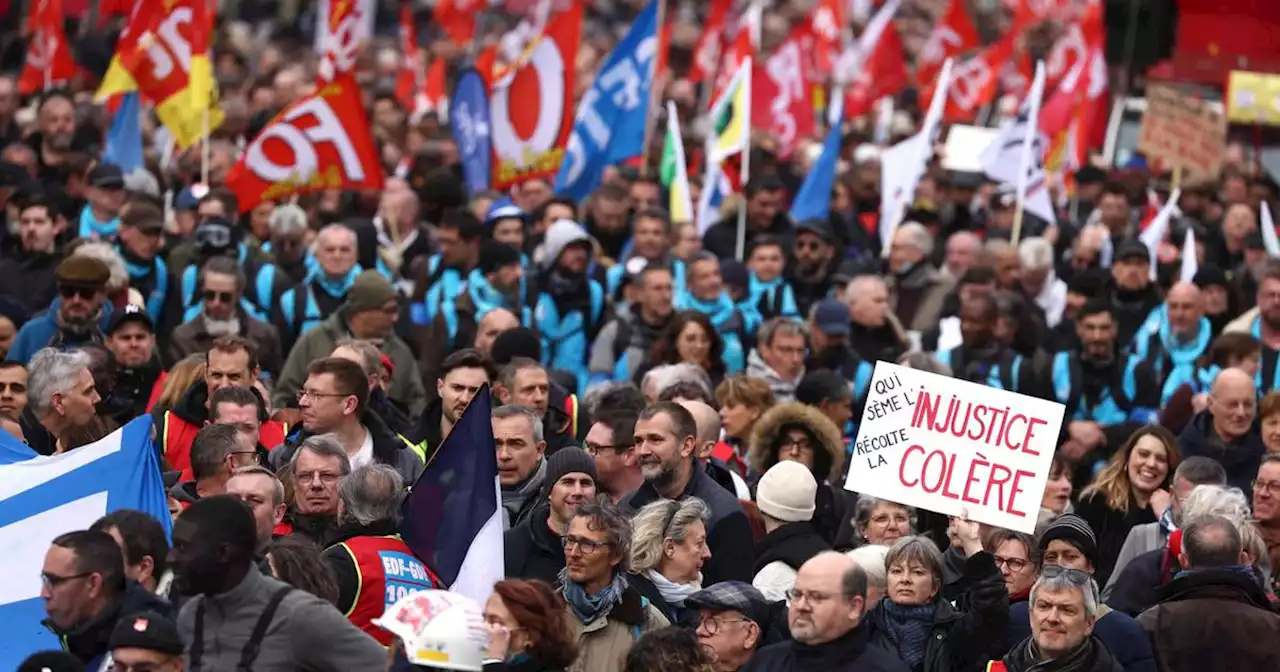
[746,348,804,403]
[273,307,427,419]
[537,220,607,394]
[588,305,672,385]
[748,402,855,547]
[45,581,173,669]
[504,502,567,585]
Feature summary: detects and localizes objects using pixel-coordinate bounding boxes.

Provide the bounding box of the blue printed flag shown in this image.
[103,92,144,174]
[790,97,844,224]
[400,387,502,606]
[554,0,659,201]
[0,416,171,669]
[451,69,492,196]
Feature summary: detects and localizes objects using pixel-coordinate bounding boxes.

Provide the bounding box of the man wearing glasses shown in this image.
[7,256,112,364]
[40,530,172,670]
[686,581,771,672]
[1252,454,1280,593]
[1177,367,1266,497]
[169,423,260,510]
[584,410,643,504]
[746,551,904,671]
[169,255,283,377]
[560,497,668,672]
[1000,514,1155,671]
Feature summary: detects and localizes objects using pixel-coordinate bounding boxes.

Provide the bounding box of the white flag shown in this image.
[1179,227,1198,283]
[1262,201,1280,257]
[881,59,952,255]
[1138,189,1182,280]
[980,61,1055,226]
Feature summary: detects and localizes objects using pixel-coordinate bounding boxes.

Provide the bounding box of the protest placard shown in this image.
[844,362,1065,534]
[1136,84,1227,178]
[1227,71,1280,126]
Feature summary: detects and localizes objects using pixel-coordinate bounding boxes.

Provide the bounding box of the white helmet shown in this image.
[374,590,488,671]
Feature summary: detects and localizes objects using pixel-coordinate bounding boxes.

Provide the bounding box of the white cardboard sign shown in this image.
[844,362,1066,534]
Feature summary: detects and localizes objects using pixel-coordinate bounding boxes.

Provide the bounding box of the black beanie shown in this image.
[541,447,598,498]
[490,327,542,365]
[478,240,523,276]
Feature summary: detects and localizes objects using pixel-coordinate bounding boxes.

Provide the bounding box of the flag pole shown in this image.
[638,0,668,178]
[735,56,753,262]
[1171,164,1182,193]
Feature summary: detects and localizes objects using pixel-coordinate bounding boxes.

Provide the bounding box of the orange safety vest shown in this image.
[563,392,579,438]
[162,411,288,479]
[333,535,442,645]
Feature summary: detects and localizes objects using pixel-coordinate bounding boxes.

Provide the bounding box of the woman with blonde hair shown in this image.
[713,375,775,477]
[627,498,711,627]
[1076,424,1182,586]
[148,353,205,415]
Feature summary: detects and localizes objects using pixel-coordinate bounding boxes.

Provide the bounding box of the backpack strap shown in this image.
[190,598,207,670]
[632,596,649,640]
[238,586,294,672]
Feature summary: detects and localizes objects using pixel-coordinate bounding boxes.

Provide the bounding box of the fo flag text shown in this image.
[226,75,384,212]
[844,362,1065,534]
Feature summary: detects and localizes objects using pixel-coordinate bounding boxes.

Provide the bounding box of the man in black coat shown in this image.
[1177,368,1266,498]
[626,402,755,584]
[505,448,598,583]
[744,552,907,672]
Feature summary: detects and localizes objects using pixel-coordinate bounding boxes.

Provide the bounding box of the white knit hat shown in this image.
[756,461,817,523]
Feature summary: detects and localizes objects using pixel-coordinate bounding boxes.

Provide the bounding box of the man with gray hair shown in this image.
[995,569,1119,672]
[167,254,284,375]
[24,347,99,455]
[324,464,442,644]
[493,404,548,527]
[288,432,351,544]
[1018,237,1067,327]
[886,222,954,333]
[1136,515,1280,671]
[746,317,808,402]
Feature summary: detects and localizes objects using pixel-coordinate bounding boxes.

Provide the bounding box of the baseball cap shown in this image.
[796,218,837,243]
[811,299,851,336]
[107,303,154,335]
[109,610,183,656]
[1115,239,1151,263]
[87,164,125,190]
[686,581,771,625]
[485,198,526,226]
[174,187,201,212]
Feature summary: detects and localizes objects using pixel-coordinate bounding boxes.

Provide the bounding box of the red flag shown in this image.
[807,0,845,78]
[843,19,909,119]
[395,3,421,112]
[318,0,371,81]
[20,0,78,95]
[690,0,733,83]
[1041,2,1107,175]
[226,75,385,212]
[435,0,483,46]
[489,2,583,189]
[1043,0,1103,92]
[752,34,814,158]
[922,36,1012,122]
[712,4,759,103]
[915,0,979,88]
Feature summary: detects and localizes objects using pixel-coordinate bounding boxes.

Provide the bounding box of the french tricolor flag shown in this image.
[399,387,504,605]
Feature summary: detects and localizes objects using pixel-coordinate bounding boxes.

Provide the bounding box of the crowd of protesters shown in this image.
[6,0,1280,671]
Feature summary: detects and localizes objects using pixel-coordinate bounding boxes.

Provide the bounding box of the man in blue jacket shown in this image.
[8,256,114,364]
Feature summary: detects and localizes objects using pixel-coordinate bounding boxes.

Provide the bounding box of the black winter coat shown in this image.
[625,571,699,628]
[1177,412,1266,499]
[743,622,909,672]
[868,551,1011,672]
[504,504,566,585]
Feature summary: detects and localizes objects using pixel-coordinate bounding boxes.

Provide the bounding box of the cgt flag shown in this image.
[226,75,384,212]
[0,416,171,670]
[400,386,503,606]
[19,0,77,95]
[554,0,659,201]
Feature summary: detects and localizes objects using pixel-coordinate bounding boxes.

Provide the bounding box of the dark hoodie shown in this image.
[0,247,60,317]
[44,581,173,668]
[503,502,567,585]
[1176,412,1266,499]
[114,357,165,420]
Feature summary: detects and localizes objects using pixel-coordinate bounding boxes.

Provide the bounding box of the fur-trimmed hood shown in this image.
[748,402,845,484]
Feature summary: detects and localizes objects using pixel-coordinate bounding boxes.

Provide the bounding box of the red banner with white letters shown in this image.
[488,1,582,190]
[20,0,78,95]
[751,35,814,158]
[226,76,384,212]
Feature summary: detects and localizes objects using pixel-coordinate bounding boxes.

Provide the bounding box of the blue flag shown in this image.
[790,107,844,224]
[400,386,502,606]
[103,92,144,174]
[451,69,492,196]
[554,0,659,201]
[0,416,170,669]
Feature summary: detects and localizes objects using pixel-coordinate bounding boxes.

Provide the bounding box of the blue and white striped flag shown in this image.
[0,416,170,669]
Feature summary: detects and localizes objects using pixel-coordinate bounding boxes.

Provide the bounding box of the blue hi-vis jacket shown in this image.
[1249,316,1280,395]
[843,357,875,443]
[433,268,536,347]
[179,245,270,314]
[78,205,118,240]
[411,254,467,329]
[536,280,606,396]
[605,257,687,298]
[935,346,1026,393]
[1131,305,1213,405]
[278,265,362,340]
[675,290,761,375]
[1050,351,1161,425]
[743,273,799,321]
[122,253,168,324]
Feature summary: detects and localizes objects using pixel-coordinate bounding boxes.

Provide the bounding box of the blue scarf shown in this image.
[307,265,361,299]
[467,268,529,324]
[882,600,935,670]
[78,206,119,240]
[1175,564,1257,581]
[559,568,628,625]
[684,291,736,329]
[1158,315,1212,400]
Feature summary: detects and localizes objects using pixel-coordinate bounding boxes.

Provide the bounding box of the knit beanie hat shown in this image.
[1038,513,1098,567]
[478,240,523,276]
[345,270,398,313]
[490,327,542,365]
[756,461,817,523]
[542,447,598,499]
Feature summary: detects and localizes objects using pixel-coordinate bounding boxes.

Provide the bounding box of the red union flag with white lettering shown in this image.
[226,76,384,212]
[751,35,813,158]
[844,362,1064,533]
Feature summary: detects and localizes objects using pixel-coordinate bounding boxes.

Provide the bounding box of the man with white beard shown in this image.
[168,256,284,376]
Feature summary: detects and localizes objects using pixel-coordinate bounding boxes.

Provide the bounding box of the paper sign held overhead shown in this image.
[1226,71,1280,126]
[844,362,1065,534]
[1136,84,1227,178]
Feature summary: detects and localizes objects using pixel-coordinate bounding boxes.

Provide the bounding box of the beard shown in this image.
[203,314,240,336]
[640,456,680,490]
[46,132,74,152]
